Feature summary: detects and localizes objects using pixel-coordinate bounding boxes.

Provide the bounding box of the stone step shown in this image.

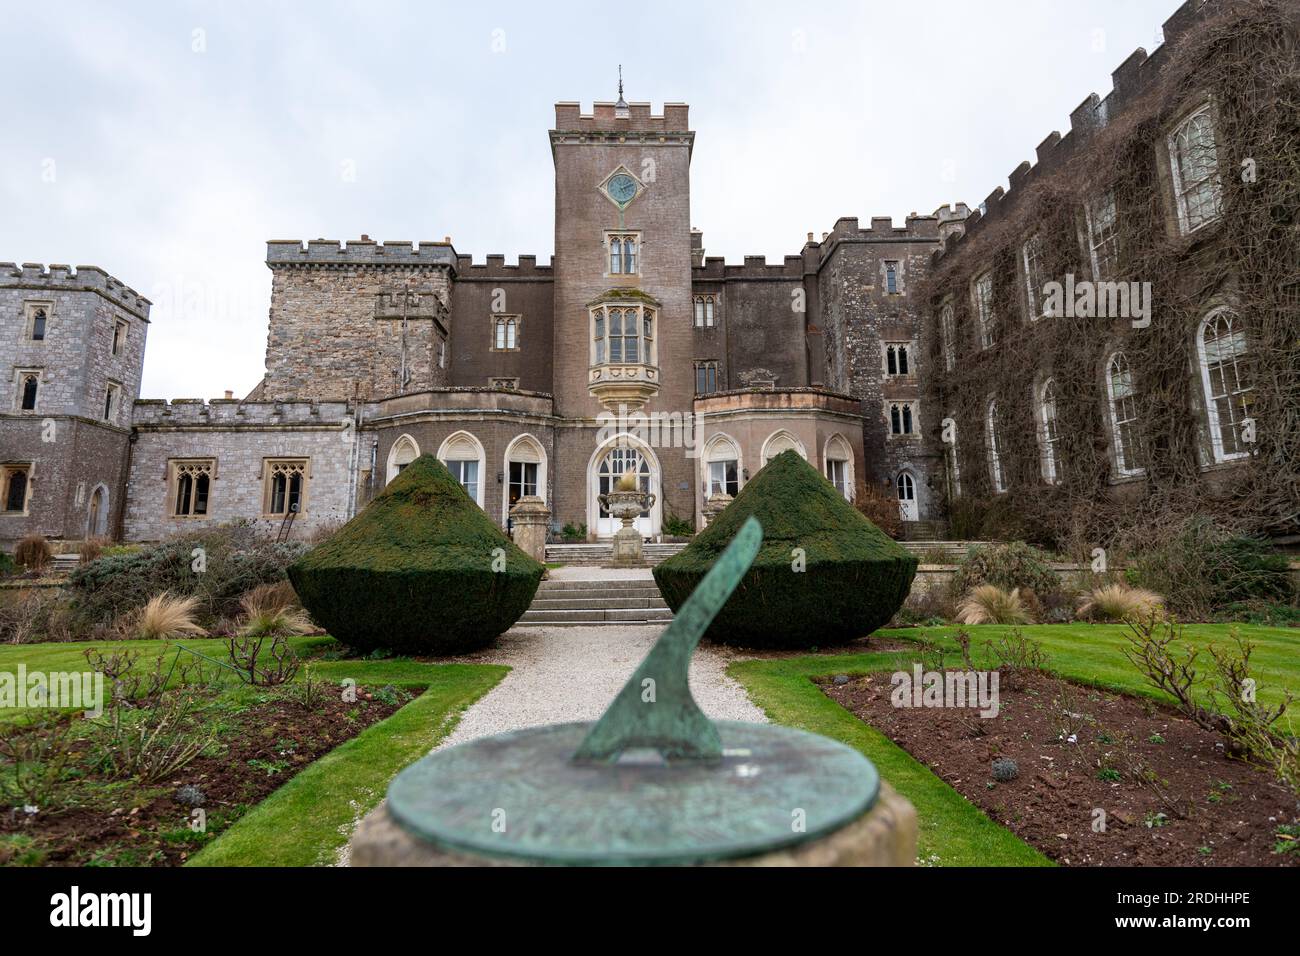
[517,607,674,625]
[537,580,661,593]
[530,596,668,611]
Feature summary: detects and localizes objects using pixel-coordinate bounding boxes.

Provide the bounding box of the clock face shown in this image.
[607,173,639,205]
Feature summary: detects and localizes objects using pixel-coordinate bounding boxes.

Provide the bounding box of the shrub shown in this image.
[288,455,544,655]
[79,537,109,566]
[559,522,588,543]
[955,585,1031,625]
[953,541,1059,599]
[236,582,311,638]
[0,589,68,644]
[14,535,52,573]
[653,450,918,648]
[1078,584,1165,622]
[131,592,206,641]
[853,481,902,539]
[661,511,695,538]
[66,522,307,630]
[1129,517,1295,619]
[0,551,16,577]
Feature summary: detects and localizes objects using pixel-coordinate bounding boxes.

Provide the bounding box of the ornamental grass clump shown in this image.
[132,592,206,641]
[288,455,544,655]
[653,450,917,648]
[1078,583,1165,622]
[954,585,1031,626]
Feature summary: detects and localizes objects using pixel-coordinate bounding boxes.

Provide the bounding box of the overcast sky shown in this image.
[1,0,1179,398]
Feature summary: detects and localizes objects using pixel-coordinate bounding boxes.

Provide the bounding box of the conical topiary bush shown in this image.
[288,454,544,655]
[653,450,917,648]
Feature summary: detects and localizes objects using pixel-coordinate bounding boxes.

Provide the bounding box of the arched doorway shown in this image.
[588,436,661,539]
[86,484,109,538]
[896,471,918,521]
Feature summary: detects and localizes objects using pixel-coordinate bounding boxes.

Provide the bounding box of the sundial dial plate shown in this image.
[387,720,879,866]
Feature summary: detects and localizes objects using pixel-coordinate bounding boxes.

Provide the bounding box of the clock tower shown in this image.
[548,93,696,536]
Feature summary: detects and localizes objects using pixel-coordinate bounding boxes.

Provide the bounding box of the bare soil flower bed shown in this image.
[0,690,401,867]
[824,670,1299,866]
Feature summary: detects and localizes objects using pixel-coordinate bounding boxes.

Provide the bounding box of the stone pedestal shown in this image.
[508,496,550,564]
[702,492,733,526]
[350,783,917,867]
[610,525,644,566]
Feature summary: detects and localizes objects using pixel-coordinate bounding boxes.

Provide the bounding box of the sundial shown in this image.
[387,517,881,865]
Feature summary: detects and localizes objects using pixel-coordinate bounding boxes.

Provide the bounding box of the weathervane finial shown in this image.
[615,65,629,118]
[618,64,623,99]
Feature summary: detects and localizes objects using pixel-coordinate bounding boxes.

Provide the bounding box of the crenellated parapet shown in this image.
[454,254,555,281]
[550,102,694,153]
[266,238,459,270]
[934,0,1216,262]
[692,254,804,282]
[131,398,353,428]
[0,262,151,319]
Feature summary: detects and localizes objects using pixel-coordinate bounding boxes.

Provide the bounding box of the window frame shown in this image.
[169,459,214,518]
[972,271,996,349]
[14,369,41,412]
[1196,306,1253,463]
[1038,378,1061,484]
[1021,233,1048,319]
[887,400,919,438]
[939,301,956,371]
[884,341,913,377]
[986,399,1006,493]
[591,304,657,368]
[1167,102,1223,236]
[884,260,900,295]
[491,315,521,352]
[23,302,52,342]
[1,463,33,515]
[692,294,717,329]
[111,319,128,357]
[1105,352,1145,477]
[262,458,309,518]
[103,381,122,423]
[1084,190,1120,281]
[605,231,641,277]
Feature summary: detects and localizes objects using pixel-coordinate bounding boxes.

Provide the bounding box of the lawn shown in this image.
[730,621,1300,867]
[0,638,507,866]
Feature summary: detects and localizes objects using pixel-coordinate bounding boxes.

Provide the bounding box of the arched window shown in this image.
[704,435,741,497]
[986,400,1006,493]
[438,432,485,507]
[504,434,547,526]
[31,309,46,341]
[1038,378,1060,484]
[1197,308,1253,462]
[973,271,996,349]
[493,316,518,350]
[897,471,917,520]
[824,434,854,500]
[592,305,655,366]
[761,430,806,465]
[4,469,29,513]
[1106,352,1144,475]
[386,435,420,484]
[608,234,638,274]
[19,374,38,411]
[944,412,961,499]
[1168,105,1222,234]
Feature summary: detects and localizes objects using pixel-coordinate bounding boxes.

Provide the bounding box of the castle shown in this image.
[2,0,1290,551]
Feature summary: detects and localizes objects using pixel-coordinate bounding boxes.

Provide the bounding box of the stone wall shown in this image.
[263,241,455,402]
[124,399,356,542]
[450,255,554,393]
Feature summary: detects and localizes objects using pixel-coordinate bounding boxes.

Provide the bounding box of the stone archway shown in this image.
[586,434,662,540]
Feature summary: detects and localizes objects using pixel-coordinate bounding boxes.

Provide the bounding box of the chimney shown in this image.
[223,390,234,400]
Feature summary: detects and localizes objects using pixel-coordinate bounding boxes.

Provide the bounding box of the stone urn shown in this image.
[599,471,655,567]
[702,491,733,526]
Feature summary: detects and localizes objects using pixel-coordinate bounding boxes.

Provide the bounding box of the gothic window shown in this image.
[885,261,899,294]
[986,400,1006,493]
[1197,308,1254,462]
[171,460,213,517]
[945,413,962,498]
[112,320,128,356]
[939,302,956,371]
[1169,104,1222,234]
[1022,234,1048,318]
[693,295,717,328]
[694,361,718,395]
[439,432,484,507]
[598,446,651,518]
[824,434,854,500]
[1038,378,1061,484]
[492,316,519,351]
[704,436,740,498]
[607,233,639,275]
[387,435,419,484]
[2,465,31,514]
[103,382,121,423]
[761,430,806,465]
[885,342,911,376]
[1106,352,1145,476]
[1085,191,1120,280]
[17,372,39,411]
[888,401,917,436]
[973,271,996,348]
[264,459,308,516]
[31,308,47,341]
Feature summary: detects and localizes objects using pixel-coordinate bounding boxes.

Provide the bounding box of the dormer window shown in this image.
[607,233,639,275]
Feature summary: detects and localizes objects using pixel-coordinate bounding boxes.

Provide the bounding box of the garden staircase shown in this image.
[543,542,685,567]
[518,575,673,626]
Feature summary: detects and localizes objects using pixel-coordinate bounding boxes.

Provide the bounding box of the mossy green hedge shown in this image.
[653,450,917,648]
[288,455,543,655]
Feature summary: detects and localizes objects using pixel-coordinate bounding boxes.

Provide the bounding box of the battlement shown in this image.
[266,239,459,269]
[935,0,1219,262]
[693,254,804,281]
[454,254,555,280]
[552,101,691,133]
[0,262,151,318]
[131,398,353,427]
